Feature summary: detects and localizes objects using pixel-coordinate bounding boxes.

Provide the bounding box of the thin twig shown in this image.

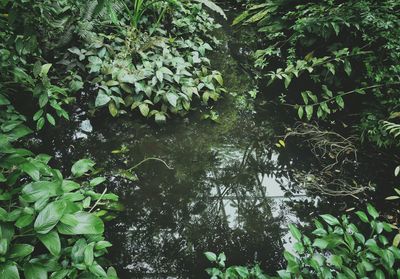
[126,157,173,171]
[89,187,107,213]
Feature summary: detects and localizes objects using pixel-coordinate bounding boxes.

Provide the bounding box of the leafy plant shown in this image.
[0,102,119,278]
[234,0,400,147]
[206,205,400,278]
[64,2,225,121]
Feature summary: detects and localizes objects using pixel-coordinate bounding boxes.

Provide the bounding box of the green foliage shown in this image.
[234,0,400,147]
[206,205,400,278]
[0,102,119,278]
[63,2,225,121]
[1,0,227,277]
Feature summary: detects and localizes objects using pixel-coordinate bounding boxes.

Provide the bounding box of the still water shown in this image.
[28,4,386,278]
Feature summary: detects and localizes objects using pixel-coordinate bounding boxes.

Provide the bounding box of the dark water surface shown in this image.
[27,4,395,279]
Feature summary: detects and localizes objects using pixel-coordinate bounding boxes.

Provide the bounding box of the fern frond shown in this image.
[193,0,227,20]
[382,121,400,139]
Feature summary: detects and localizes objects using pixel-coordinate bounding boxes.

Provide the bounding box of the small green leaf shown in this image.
[95,90,111,107]
[71,159,95,177]
[355,211,369,223]
[305,105,313,120]
[320,214,340,226]
[108,101,118,117]
[288,224,302,241]
[40,64,52,77]
[204,252,217,262]
[367,203,379,219]
[139,104,149,117]
[46,113,55,126]
[89,177,106,187]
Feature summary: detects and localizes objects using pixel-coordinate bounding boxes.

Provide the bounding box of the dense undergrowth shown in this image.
[204,0,400,278]
[1,0,400,278]
[0,0,226,278]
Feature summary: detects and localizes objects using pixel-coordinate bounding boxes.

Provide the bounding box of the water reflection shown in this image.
[27,6,316,277]
[30,97,317,278]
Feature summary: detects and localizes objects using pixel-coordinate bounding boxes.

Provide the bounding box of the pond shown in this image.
[27,3,392,279]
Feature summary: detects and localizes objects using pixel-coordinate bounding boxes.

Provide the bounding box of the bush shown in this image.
[206,204,400,278]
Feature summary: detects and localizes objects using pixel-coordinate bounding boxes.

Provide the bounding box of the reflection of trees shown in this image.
[30,106,296,278]
[93,118,289,278]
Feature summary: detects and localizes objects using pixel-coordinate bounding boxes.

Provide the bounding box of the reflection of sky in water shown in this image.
[210,145,309,254]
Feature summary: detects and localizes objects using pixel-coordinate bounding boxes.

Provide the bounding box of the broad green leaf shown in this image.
[166,93,178,107]
[8,244,34,259]
[22,181,62,202]
[305,105,313,120]
[58,212,104,235]
[0,263,20,279]
[20,162,40,181]
[15,214,34,228]
[95,91,111,107]
[393,234,400,247]
[139,104,149,117]
[38,231,61,256]
[375,269,385,279]
[84,243,94,266]
[40,64,52,77]
[95,241,112,250]
[88,263,107,277]
[71,159,95,177]
[34,200,66,234]
[24,264,47,279]
[312,239,329,249]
